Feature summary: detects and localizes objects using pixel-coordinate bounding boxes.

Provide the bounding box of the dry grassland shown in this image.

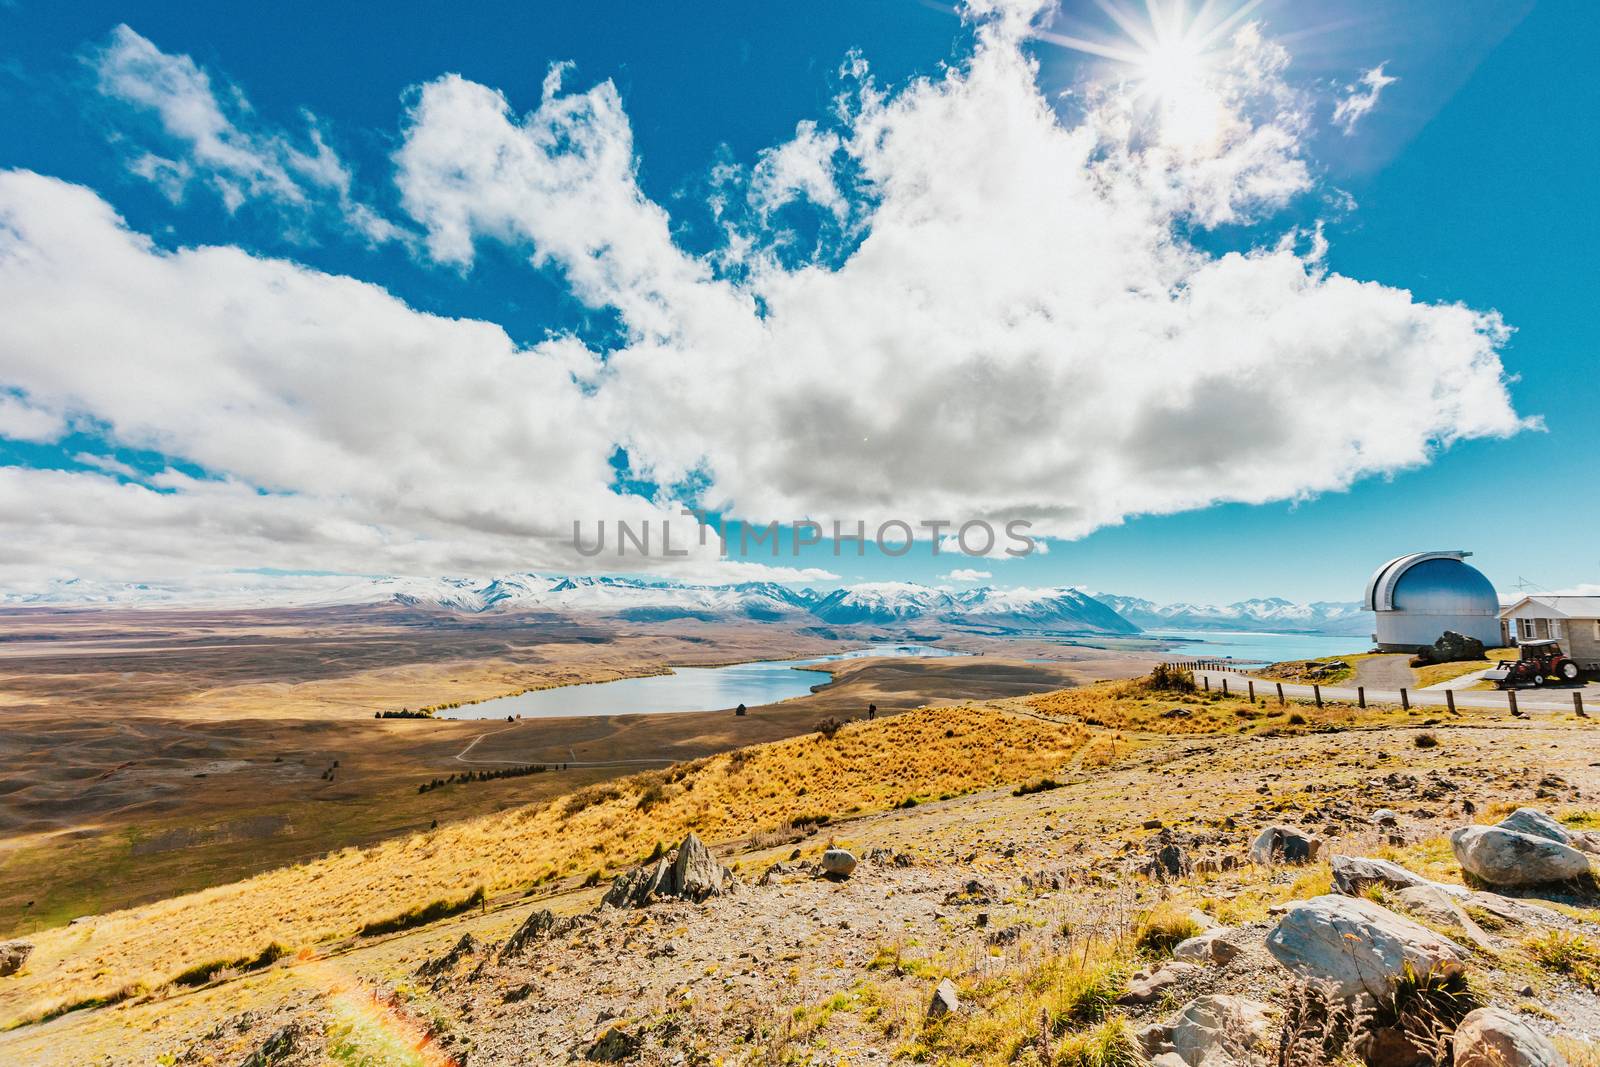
[4,703,1089,1027]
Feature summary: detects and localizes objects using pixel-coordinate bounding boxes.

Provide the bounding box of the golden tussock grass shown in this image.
[5,703,1088,1028]
[1027,677,1418,736]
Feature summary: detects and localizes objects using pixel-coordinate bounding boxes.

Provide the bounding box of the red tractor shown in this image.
[1483,639,1582,689]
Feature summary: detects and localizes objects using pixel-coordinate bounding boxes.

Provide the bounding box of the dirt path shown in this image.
[1353,653,1415,690]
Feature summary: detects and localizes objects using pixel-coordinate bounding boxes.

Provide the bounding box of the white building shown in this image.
[1499,595,1600,670]
[1363,551,1503,652]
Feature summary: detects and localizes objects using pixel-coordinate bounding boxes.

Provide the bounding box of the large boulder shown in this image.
[0,940,32,977]
[602,832,735,908]
[1265,895,1466,999]
[1250,825,1321,866]
[1451,825,1591,886]
[1494,808,1600,855]
[1137,995,1275,1067]
[1498,808,1572,844]
[1329,855,1465,899]
[1453,1007,1570,1067]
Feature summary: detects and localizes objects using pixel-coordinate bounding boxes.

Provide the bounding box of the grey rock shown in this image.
[1118,961,1200,1006]
[587,1025,640,1062]
[1463,891,1564,930]
[1172,928,1242,965]
[1266,895,1466,999]
[1371,808,1401,826]
[239,1023,301,1067]
[927,977,962,1019]
[1142,995,1275,1067]
[820,848,859,878]
[416,932,480,978]
[1451,824,1591,886]
[1497,808,1572,844]
[1392,885,1494,949]
[0,940,32,977]
[500,908,581,958]
[1250,825,1321,866]
[603,832,736,909]
[1454,1007,1570,1067]
[1329,855,1464,898]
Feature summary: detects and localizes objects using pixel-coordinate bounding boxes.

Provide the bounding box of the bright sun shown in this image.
[1037,0,1263,102]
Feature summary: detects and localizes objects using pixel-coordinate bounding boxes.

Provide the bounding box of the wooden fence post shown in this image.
[1575,692,1586,718]
[1445,690,1456,715]
[1508,689,1519,716]
[1203,675,1209,691]
[1248,680,1255,702]
[1357,686,1366,709]
[1313,684,1322,708]
[1222,678,1229,696]
[1400,688,1409,711]
[1275,683,1284,706]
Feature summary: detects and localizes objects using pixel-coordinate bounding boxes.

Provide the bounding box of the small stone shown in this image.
[1117,962,1200,1006]
[1172,928,1241,965]
[927,977,961,1019]
[820,848,858,878]
[1249,825,1321,866]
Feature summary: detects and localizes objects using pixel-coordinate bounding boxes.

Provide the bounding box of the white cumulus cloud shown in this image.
[944,569,992,582]
[90,25,404,243]
[1333,63,1397,134]
[0,6,1528,588]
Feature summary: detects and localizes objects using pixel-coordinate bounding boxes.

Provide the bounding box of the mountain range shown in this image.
[1,575,1372,636]
[1089,593,1372,635]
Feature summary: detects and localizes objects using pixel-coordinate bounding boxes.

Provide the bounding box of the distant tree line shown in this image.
[418,764,548,793]
[376,708,434,719]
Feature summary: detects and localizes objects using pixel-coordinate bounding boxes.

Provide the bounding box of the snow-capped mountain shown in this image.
[810,583,958,623]
[2,574,1139,633]
[1093,593,1371,635]
[954,587,1140,632]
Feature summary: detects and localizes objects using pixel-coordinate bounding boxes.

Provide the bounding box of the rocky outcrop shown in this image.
[0,940,32,977]
[417,933,481,978]
[1250,825,1320,866]
[602,832,736,908]
[1451,824,1591,886]
[1137,995,1275,1067]
[1329,855,1464,898]
[1172,928,1242,965]
[1265,895,1466,999]
[1453,1007,1570,1067]
[501,908,582,959]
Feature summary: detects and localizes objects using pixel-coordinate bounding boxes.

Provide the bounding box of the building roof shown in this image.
[1499,595,1600,620]
[1363,551,1497,615]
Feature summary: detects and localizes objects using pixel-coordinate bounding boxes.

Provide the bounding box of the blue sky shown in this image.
[0,0,1592,604]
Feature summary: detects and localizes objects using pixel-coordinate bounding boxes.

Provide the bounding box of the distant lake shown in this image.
[1147,628,1368,665]
[441,643,964,720]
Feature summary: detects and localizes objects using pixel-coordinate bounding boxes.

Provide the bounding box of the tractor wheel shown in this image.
[1530,673,1545,687]
[1559,660,1581,682]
